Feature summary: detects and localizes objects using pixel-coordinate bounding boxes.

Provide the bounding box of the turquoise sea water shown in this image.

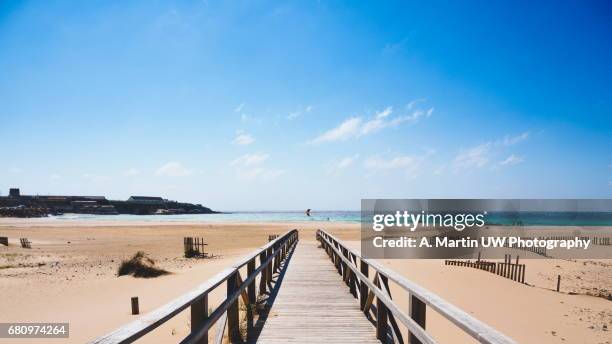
[50,211,361,223]
[48,211,612,226]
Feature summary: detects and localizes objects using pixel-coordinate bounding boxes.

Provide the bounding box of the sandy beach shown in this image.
[0,219,610,343]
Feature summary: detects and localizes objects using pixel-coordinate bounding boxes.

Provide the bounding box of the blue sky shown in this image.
[1,0,611,210]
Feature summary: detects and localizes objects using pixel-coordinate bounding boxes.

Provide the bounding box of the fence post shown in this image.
[556,275,561,292]
[190,294,208,344]
[131,297,139,315]
[259,251,267,294]
[409,295,426,344]
[360,260,369,311]
[376,296,388,342]
[227,272,240,343]
[267,247,273,282]
[247,259,256,302]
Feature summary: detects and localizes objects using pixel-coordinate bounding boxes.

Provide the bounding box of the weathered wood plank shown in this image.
[251,242,380,344]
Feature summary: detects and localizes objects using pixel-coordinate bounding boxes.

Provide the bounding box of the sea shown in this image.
[47,211,612,226]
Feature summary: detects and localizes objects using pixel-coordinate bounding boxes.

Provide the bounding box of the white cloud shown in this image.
[231,153,269,166]
[308,104,433,144]
[454,143,491,169]
[286,105,313,120]
[231,152,283,181]
[235,103,245,112]
[501,132,529,146]
[124,168,140,177]
[407,98,426,110]
[233,131,255,145]
[500,154,524,166]
[328,155,358,176]
[155,162,193,177]
[50,174,61,180]
[308,117,363,144]
[364,154,427,179]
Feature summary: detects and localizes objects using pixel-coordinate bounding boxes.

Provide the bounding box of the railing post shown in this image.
[376,296,388,342]
[246,258,256,342]
[190,294,208,344]
[247,258,256,302]
[409,295,426,344]
[227,272,240,343]
[266,247,273,282]
[360,260,369,311]
[259,251,267,294]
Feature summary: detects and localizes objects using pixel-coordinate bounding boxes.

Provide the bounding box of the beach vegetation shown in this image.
[117,251,170,278]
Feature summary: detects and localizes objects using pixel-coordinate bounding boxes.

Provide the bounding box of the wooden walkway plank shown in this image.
[251,241,380,344]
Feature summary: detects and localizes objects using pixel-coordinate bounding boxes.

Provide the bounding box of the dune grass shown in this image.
[117,251,170,278]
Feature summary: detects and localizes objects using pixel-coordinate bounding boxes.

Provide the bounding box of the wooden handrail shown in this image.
[91,229,299,344]
[316,229,516,344]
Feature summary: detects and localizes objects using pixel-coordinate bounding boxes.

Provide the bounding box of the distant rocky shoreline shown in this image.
[0,188,218,218]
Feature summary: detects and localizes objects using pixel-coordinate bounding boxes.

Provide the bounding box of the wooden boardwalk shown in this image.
[252,241,380,344]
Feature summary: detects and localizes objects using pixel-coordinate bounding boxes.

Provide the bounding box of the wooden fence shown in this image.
[184,237,208,258]
[20,238,31,249]
[444,259,496,273]
[91,229,299,344]
[504,241,547,257]
[503,236,612,257]
[540,236,610,246]
[445,254,526,284]
[316,230,516,344]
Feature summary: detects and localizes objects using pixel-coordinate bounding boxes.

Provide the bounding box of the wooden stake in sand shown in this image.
[131,297,139,315]
[556,275,561,292]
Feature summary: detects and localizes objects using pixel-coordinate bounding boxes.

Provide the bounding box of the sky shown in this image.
[0,0,611,211]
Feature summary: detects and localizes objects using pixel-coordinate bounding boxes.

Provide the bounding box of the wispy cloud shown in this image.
[124,168,140,177]
[286,105,313,120]
[454,132,530,170]
[364,151,431,178]
[231,153,269,166]
[501,132,529,146]
[308,117,363,144]
[454,143,491,169]
[500,154,524,166]
[328,155,358,176]
[231,153,283,181]
[8,167,22,174]
[155,162,193,177]
[407,98,426,110]
[50,174,61,180]
[308,103,433,144]
[233,131,255,145]
[234,103,245,112]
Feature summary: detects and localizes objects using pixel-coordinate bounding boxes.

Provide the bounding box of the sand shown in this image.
[1,219,610,343]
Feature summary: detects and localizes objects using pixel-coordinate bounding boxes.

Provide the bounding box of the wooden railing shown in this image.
[91,229,299,344]
[316,230,516,344]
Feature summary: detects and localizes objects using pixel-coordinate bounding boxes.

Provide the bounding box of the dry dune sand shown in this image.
[0,220,610,344]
